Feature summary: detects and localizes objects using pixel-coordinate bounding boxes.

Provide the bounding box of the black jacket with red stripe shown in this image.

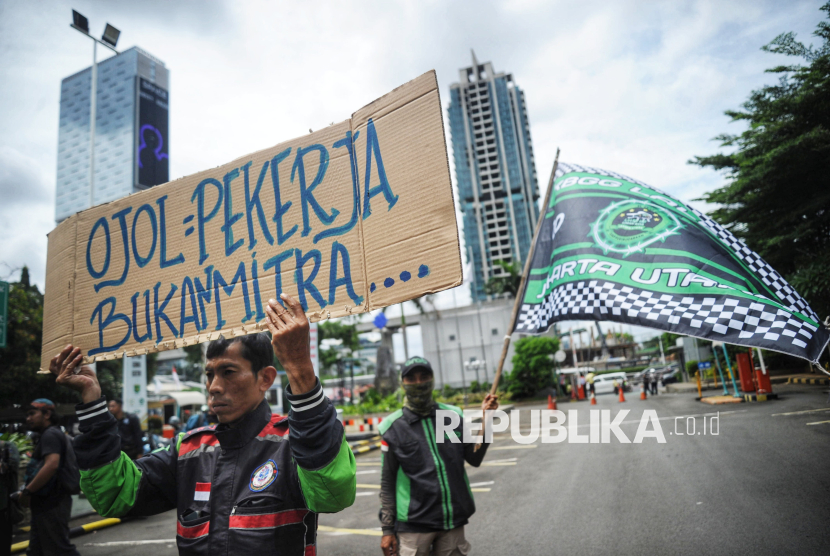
[72,381,356,556]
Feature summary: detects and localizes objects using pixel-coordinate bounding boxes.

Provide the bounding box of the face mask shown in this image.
[403,380,435,416]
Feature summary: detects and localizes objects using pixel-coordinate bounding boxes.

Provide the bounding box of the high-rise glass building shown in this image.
[55,46,169,222]
[448,53,540,301]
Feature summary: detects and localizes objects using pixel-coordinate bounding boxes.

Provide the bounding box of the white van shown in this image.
[592,372,629,394]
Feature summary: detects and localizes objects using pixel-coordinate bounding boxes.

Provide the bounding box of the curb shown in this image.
[349,436,382,455]
[743,393,779,402]
[12,517,123,554]
[789,377,830,386]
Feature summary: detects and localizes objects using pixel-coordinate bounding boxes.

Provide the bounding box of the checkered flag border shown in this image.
[555,164,819,322]
[515,280,827,360]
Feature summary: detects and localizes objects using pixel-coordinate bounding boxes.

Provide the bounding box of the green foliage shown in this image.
[338,388,402,416]
[95,359,124,401]
[319,320,360,352]
[1,432,33,457]
[469,381,490,394]
[442,384,459,398]
[685,361,699,375]
[435,390,512,407]
[691,4,830,322]
[0,267,80,406]
[642,332,681,352]
[318,320,360,373]
[507,336,560,398]
[484,260,523,297]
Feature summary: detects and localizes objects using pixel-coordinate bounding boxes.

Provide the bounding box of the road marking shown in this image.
[356,463,381,467]
[480,462,517,466]
[772,408,830,417]
[489,445,537,450]
[356,470,378,475]
[318,525,383,537]
[469,481,494,487]
[84,541,175,548]
[355,492,376,497]
[482,457,518,463]
[355,482,488,493]
[806,420,830,426]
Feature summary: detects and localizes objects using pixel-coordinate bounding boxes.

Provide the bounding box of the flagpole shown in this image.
[475,149,559,451]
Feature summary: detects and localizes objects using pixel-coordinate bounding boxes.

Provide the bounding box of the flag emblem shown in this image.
[194,482,210,501]
[591,200,682,256]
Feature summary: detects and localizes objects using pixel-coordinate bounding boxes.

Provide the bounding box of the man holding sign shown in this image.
[50,293,356,555]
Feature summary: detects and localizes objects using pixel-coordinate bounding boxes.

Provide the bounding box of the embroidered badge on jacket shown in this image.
[249,459,278,492]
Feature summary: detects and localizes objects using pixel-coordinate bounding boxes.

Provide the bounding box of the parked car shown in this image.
[593,372,631,394]
[659,366,681,386]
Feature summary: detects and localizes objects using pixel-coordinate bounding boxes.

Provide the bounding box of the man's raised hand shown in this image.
[482,393,499,412]
[264,293,316,395]
[50,345,101,403]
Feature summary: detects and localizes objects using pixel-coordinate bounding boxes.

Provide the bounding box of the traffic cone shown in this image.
[640,385,647,401]
[590,392,597,405]
[547,395,555,410]
[618,386,626,403]
[570,386,577,401]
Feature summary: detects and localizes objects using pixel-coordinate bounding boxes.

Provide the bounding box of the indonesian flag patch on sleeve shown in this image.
[194,482,211,501]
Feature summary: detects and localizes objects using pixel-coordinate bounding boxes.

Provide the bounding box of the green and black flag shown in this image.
[514,163,830,363]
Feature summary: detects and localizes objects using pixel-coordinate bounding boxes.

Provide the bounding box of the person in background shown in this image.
[379,357,499,556]
[108,399,144,460]
[168,416,182,435]
[22,399,80,556]
[1,436,21,556]
[185,405,218,431]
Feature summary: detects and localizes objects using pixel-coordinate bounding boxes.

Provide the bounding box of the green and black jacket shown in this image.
[72,380,355,555]
[378,403,489,534]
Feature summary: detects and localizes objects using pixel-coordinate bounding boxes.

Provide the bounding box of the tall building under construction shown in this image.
[448,52,540,301]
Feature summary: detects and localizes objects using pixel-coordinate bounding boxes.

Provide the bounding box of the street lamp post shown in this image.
[70,10,120,209]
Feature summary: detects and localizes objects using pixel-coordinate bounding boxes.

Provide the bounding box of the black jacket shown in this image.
[379,403,489,534]
[72,380,356,555]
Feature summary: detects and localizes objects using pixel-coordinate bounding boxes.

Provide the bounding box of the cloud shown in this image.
[0,147,54,285]
[0,0,824,299]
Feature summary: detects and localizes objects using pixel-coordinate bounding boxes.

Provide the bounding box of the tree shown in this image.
[484,260,523,298]
[691,4,830,321]
[507,336,560,398]
[0,266,79,406]
[318,320,361,374]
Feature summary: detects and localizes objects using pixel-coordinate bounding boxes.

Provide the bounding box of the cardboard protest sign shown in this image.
[40,71,460,370]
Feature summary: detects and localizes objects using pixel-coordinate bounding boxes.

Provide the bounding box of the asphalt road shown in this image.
[43,383,830,555]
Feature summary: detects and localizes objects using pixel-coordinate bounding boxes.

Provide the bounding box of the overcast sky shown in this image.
[0,0,824,351]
